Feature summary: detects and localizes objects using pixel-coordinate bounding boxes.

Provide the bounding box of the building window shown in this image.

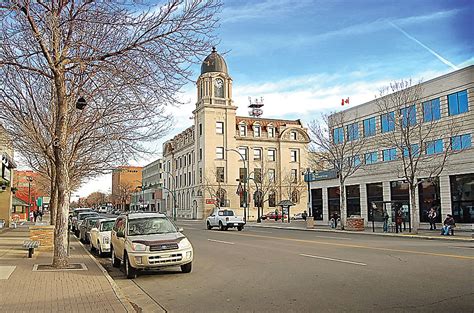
[346,185,361,217]
[349,155,361,167]
[254,125,261,137]
[239,168,247,182]
[448,90,468,116]
[346,122,359,141]
[254,168,262,183]
[363,117,376,137]
[199,148,202,160]
[451,134,472,151]
[199,123,202,136]
[269,190,276,207]
[418,178,441,223]
[254,148,262,160]
[216,121,224,134]
[268,149,276,162]
[217,188,227,207]
[216,167,224,183]
[239,124,247,137]
[423,98,441,122]
[426,139,443,155]
[365,151,378,164]
[382,148,396,161]
[254,190,263,207]
[199,168,202,183]
[290,131,297,140]
[333,127,344,144]
[291,169,297,183]
[216,147,224,159]
[238,147,248,160]
[403,144,420,158]
[450,173,474,223]
[367,183,383,222]
[290,150,298,162]
[400,105,417,127]
[268,169,276,183]
[291,190,299,203]
[381,112,395,133]
[328,187,340,220]
[311,189,323,220]
[268,127,275,138]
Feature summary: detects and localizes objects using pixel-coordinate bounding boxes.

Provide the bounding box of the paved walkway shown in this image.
[246,219,473,241]
[0,221,134,312]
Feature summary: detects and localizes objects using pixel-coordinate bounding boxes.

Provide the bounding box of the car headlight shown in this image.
[131,242,148,252]
[178,238,192,249]
[102,236,110,244]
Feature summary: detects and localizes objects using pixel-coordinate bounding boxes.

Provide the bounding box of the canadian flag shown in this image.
[341,97,349,106]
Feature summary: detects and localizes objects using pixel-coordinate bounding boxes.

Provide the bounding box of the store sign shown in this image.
[2,165,10,181]
[304,169,338,182]
[205,199,216,204]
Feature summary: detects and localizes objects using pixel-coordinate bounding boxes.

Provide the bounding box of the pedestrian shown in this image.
[302,210,307,221]
[274,208,279,221]
[395,208,403,233]
[383,208,389,232]
[401,205,409,231]
[29,211,34,222]
[38,209,43,222]
[331,212,339,229]
[441,214,455,236]
[33,210,38,223]
[428,207,437,230]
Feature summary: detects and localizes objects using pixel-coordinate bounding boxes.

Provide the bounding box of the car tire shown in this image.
[237,226,243,231]
[124,253,137,279]
[111,247,121,268]
[207,221,212,230]
[219,221,225,231]
[181,262,192,273]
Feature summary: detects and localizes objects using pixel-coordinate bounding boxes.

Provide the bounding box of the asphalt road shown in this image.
[99,221,474,313]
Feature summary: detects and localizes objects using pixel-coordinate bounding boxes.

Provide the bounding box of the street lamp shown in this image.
[226,148,248,222]
[161,170,177,221]
[247,175,261,223]
[26,176,33,222]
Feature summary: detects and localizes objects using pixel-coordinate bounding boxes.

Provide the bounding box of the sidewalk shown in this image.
[0,221,134,312]
[246,219,473,242]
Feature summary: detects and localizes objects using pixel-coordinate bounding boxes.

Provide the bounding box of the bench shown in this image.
[23,240,40,258]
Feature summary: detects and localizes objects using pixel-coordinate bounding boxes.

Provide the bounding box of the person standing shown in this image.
[33,210,38,223]
[395,208,403,233]
[383,208,389,232]
[428,207,437,230]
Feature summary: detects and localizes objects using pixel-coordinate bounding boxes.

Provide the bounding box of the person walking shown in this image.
[395,208,403,233]
[428,207,437,230]
[33,210,38,223]
[441,214,455,236]
[383,208,389,232]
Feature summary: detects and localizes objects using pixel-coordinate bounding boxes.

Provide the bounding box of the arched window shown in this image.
[291,190,299,203]
[217,188,227,207]
[254,190,263,207]
[269,190,276,207]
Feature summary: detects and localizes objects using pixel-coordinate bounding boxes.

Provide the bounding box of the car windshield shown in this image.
[86,218,100,227]
[79,213,98,221]
[101,221,114,231]
[128,217,177,236]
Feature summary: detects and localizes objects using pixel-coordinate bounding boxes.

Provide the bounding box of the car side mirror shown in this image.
[178,227,184,232]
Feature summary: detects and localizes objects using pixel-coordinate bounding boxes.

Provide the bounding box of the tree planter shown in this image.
[346,216,364,231]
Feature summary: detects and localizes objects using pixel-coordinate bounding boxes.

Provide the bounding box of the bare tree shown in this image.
[0,0,222,267]
[115,182,135,212]
[247,160,278,221]
[308,111,367,228]
[375,80,460,233]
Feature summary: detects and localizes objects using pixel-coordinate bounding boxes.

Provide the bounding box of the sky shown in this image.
[76,0,474,198]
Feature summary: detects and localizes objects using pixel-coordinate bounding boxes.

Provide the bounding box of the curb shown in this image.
[246,224,474,242]
[77,239,136,313]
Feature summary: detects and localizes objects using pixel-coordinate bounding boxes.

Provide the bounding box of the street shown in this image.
[97,221,474,313]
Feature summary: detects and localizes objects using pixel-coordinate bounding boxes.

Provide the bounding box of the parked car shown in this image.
[110,212,193,279]
[206,208,245,231]
[74,211,99,237]
[79,216,102,243]
[261,211,288,221]
[70,208,93,232]
[292,212,307,220]
[90,218,116,256]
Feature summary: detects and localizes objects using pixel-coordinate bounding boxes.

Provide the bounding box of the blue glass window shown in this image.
[363,117,376,137]
[426,139,443,155]
[365,152,378,164]
[346,123,359,141]
[400,105,416,128]
[448,90,468,116]
[333,127,344,144]
[423,98,441,122]
[403,144,420,158]
[349,155,361,167]
[381,112,395,133]
[451,134,472,151]
[382,148,397,161]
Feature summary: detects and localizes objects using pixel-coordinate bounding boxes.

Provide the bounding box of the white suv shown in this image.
[110,212,193,279]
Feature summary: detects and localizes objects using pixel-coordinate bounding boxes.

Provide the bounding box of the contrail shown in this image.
[389,21,458,70]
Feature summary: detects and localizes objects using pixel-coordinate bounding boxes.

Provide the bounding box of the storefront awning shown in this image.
[12,196,29,207]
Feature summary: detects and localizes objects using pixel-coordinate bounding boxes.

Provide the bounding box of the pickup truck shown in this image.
[206,208,245,231]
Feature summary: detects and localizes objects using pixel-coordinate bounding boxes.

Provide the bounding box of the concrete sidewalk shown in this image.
[246,219,473,242]
[0,222,134,312]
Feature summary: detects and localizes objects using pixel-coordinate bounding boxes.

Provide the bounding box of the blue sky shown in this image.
[78,0,473,197]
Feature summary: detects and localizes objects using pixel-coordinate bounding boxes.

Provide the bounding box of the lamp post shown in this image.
[161,170,177,221]
[226,148,248,222]
[247,175,261,223]
[26,176,33,222]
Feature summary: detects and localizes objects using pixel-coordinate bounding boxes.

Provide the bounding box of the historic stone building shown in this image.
[162,48,310,220]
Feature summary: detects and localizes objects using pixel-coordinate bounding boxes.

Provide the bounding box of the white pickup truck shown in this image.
[206,208,245,231]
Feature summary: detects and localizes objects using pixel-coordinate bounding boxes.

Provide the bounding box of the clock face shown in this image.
[214,78,223,88]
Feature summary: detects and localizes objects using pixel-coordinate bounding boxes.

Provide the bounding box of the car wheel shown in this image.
[181,262,192,273]
[219,221,225,231]
[124,253,137,279]
[111,247,121,268]
[207,221,212,230]
[237,226,243,231]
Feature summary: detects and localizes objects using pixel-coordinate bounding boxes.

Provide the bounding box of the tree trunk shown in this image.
[339,181,346,229]
[410,184,419,234]
[49,166,57,226]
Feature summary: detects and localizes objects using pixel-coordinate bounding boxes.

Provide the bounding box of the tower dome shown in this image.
[201,47,228,75]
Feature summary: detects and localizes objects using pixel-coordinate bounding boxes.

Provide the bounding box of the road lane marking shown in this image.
[250,230,273,234]
[312,235,352,240]
[221,232,474,260]
[208,239,235,245]
[300,254,367,266]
